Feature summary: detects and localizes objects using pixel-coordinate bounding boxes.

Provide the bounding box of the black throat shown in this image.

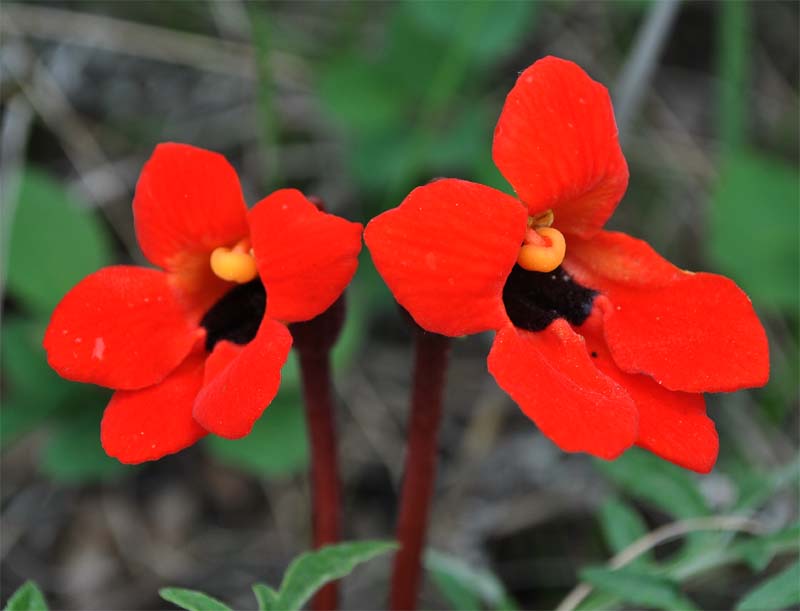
[199,279,266,351]
[502,264,597,332]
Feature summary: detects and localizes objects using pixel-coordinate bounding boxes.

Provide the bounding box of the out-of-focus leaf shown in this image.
[275,541,396,610]
[0,319,66,446]
[735,561,800,611]
[735,457,800,512]
[41,400,124,483]
[206,389,308,478]
[252,583,279,611]
[596,449,709,518]
[408,0,538,65]
[3,581,48,611]
[158,588,232,611]
[709,149,799,310]
[598,498,651,565]
[6,169,112,314]
[425,549,519,610]
[732,524,800,572]
[318,55,405,135]
[581,566,697,610]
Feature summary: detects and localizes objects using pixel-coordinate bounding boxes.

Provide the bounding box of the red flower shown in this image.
[44,143,362,464]
[365,57,769,473]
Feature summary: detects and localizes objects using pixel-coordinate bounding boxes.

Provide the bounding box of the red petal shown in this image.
[487,321,638,459]
[249,190,362,323]
[133,142,250,271]
[579,313,718,473]
[365,179,527,336]
[101,351,207,463]
[193,317,292,439]
[492,56,628,237]
[44,266,202,390]
[565,231,770,393]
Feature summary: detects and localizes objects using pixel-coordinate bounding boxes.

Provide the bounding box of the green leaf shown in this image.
[408,0,538,65]
[735,457,800,513]
[581,566,697,610]
[0,318,66,446]
[596,449,709,518]
[6,169,112,315]
[275,541,396,610]
[598,498,650,564]
[318,54,406,135]
[4,581,48,611]
[158,588,232,611]
[732,524,800,572]
[735,561,800,611]
[709,149,799,310]
[425,549,519,611]
[252,583,279,611]
[41,399,125,483]
[206,389,308,478]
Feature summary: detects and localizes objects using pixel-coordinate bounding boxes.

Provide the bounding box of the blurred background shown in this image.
[1,1,798,609]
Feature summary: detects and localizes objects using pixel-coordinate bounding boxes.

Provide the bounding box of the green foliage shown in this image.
[160,541,394,611]
[6,169,112,315]
[316,2,535,209]
[598,498,651,566]
[735,561,800,611]
[251,584,279,611]
[41,402,125,483]
[0,319,65,446]
[3,581,48,611]
[580,566,697,610]
[732,524,800,572]
[583,454,800,611]
[709,149,799,311]
[407,1,538,66]
[425,549,519,610]
[274,540,396,610]
[595,449,709,519]
[205,389,309,478]
[159,588,232,611]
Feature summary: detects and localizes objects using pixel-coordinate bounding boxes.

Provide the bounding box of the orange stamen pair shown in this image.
[517,210,566,273]
[210,238,258,283]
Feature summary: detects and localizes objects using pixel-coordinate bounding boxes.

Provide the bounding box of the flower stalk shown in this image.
[390,323,451,611]
[291,297,346,611]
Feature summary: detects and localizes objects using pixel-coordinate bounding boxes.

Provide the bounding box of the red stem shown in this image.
[298,350,341,611]
[390,329,451,611]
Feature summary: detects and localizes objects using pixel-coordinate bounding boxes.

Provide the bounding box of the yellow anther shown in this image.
[210,239,258,283]
[529,209,554,228]
[518,226,566,273]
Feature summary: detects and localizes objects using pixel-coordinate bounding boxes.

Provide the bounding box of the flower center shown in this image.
[199,279,266,351]
[210,238,258,284]
[517,210,566,273]
[502,264,597,332]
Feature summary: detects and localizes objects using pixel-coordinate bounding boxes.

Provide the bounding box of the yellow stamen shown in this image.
[518,226,566,273]
[210,239,258,283]
[530,209,554,228]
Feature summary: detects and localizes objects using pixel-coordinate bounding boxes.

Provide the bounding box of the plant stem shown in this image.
[390,328,451,611]
[298,349,341,611]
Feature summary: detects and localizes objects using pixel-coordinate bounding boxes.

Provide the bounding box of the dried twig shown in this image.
[1,21,142,260]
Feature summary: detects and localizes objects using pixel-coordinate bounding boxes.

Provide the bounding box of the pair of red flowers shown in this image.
[44,57,768,473]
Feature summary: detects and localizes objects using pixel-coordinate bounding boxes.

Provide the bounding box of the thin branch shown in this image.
[614,0,682,141]
[556,515,763,611]
[2,22,142,260]
[0,2,304,84]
